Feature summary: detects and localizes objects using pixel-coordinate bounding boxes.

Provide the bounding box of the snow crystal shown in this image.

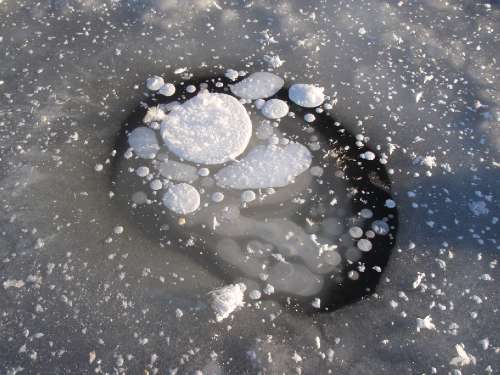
[289,84,325,108]
[215,143,312,189]
[146,75,164,91]
[162,183,200,214]
[128,127,160,159]
[208,283,246,322]
[261,99,289,119]
[230,72,284,100]
[160,92,252,164]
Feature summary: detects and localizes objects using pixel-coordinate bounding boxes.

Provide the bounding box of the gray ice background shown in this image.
[0,0,499,374]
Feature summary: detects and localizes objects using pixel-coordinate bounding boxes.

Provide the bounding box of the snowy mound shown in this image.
[289,84,325,108]
[230,72,284,100]
[160,92,252,165]
[208,283,246,322]
[215,143,312,189]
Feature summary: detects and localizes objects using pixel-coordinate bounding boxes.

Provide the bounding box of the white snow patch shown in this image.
[161,92,252,164]
[230,72,284,100]
[215,143,312,189]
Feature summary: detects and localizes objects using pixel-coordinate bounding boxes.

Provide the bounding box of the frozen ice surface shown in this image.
[2,0,499,374]
[289,84,325,108]
[215,143,312,189]
[208,283,246,322]
[230,72,284,99]
[162,183,201,214]
[160,92,252,164]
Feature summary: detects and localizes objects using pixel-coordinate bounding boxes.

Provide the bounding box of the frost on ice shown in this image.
[215,143,312,189]
[160,92,252,164]
[208,283,246,322]
[289,84,325,108]
[128,127,160,159]
[162,183,201,215]
[230,72,284,100]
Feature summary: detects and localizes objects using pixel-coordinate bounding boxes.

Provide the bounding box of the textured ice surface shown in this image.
[162,183,201,214]
[289,84,325,108]
[230,72,284,99]
[215,143,312,189]
[160,92,252,164]
[208,283,246,322]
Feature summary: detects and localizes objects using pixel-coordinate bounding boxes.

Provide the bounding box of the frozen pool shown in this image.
[0,1,499,374]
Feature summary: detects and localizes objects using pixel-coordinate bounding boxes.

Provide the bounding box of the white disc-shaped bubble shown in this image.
[162,183,200,215]
[215,143,312,189]
[230,72,284,100]
[128,127,160,159]
[261,99,289,119]
[146,76,164,91]
[160,92,252,165]
[289,84,325,108]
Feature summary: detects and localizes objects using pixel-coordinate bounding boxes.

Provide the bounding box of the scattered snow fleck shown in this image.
[230,72,284,99]
[358,27,367,35]
[160,92,252,164]
[162,183,201,214]
[416,315,436,332]
[469,201,489,216]
[263,55,285,69]
[415,91,423,103]
[289,84,325,108]
[208,283,246,322]
[450,344,476,367]
[3,280,25,289]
